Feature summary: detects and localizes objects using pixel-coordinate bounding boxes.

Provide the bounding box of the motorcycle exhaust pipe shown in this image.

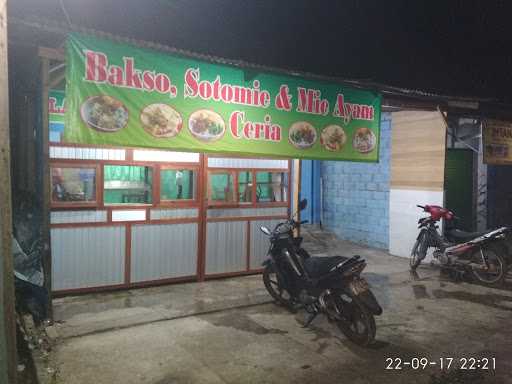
[283,250,302,276]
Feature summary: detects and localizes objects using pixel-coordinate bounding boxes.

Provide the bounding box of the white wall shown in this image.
[389,188,444,258]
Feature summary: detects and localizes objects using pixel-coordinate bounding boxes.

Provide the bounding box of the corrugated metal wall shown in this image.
[131,223,198,282]
[206,221,247,274]
[51,226,125,290]
[249,219,282,269]
[49,150,289,291]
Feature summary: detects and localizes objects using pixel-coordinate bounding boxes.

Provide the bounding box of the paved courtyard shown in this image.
[36,229,512,383]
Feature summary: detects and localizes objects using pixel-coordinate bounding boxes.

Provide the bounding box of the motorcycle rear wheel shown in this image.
[336,297,376,347]
[262,264,294,308]
[471,244,507,286]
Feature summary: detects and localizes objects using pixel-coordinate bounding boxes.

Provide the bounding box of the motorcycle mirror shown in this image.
[299,198,308,211]
[260,226,271,236]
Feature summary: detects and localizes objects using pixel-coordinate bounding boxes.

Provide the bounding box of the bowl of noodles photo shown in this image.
[353,127,377,153]
[80,95,129,132]
[188,109,226,142]
[140,104,183,138]
[320,125,346,152]
[288,121,317,149]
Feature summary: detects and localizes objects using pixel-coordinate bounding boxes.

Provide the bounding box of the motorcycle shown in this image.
[410,204,510,285]
[260,199,382,347]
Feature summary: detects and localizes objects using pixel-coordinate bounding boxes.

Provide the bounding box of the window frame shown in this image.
[207,167,290,208]
[50,162,101,208]
[102,163,156,207]
[207,169,238,207]
[255,170,289,205]
[159,164,200,206]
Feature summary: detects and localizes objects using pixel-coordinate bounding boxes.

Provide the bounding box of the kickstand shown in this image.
[303,311,318,328]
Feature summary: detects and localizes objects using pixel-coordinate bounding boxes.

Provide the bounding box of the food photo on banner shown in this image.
[65,33,381,161]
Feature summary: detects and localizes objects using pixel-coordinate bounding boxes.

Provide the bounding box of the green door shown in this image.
[444,149,474,231]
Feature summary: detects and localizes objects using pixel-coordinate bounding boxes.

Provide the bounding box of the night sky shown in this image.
[9,0,512,102]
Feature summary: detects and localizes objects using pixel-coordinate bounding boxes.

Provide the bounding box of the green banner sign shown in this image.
[49,89,65,142]
[65,33,381,161]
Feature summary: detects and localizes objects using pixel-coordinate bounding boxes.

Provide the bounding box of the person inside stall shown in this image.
[51,168,67,201]
[175,169,183,199]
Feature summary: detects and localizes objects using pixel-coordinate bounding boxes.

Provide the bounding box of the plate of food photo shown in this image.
[80,95,129,132]
[353,127,377,153]
[188,109,226,142]
[288,121,317,149]
[140,104,183,138]
[320,124,347,151]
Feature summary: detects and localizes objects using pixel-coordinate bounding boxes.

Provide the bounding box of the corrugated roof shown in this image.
[7,16,501,106]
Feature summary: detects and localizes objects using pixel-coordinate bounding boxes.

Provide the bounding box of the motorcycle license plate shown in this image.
[349,278,369,296]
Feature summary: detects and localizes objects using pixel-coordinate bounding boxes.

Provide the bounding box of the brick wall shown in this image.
[321,113,391,249]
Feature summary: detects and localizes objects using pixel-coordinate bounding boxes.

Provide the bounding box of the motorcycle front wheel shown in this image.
[335,297,376,347]
[262,264,294,308]
[471,244,507,286]
[410,233,428,270]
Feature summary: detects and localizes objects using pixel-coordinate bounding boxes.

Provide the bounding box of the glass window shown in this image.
[208,171,235,203]
[256,172,288,203]
[51,167,96,203]
[104,165,153,204]
[238,171,253,204]
[161,169,197,201]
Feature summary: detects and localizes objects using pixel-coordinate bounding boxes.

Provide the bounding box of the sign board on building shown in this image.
[483,119,512,165]
[65,33,381,161]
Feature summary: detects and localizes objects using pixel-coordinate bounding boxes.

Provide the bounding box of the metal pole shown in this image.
[41,57,53,320]
[0,0,18,381]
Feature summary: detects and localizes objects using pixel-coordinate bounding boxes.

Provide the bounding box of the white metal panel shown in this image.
[111,210,146,222]
[249,219,283,269]
[133,150,199,163]
[50,210,107,224]
[131,223,198,282]
[207,207,287,218]
[389,188,443,259]
[51,226,125,290]
[150,208,198,220]
[206,221,247,274]
[208,157,288,169]
[49,146,125,160]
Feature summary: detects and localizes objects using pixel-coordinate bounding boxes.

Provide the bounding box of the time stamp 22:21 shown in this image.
[385,357,496,371]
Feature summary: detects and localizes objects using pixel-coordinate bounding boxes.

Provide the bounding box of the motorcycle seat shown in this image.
[303,255,349,278]
[447,229,487,242]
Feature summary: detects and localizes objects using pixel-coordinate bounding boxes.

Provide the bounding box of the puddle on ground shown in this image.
[205,313,288,336]
[432,289,512,311]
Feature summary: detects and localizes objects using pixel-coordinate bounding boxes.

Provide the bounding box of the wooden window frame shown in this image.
[159,164,200,207]
[102,163,155,207]
[207,167,290,208]
[207,169,238,207]
[50,162,101,209]
[254,170,290,207]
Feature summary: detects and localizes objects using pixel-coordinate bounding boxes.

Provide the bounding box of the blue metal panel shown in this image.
[300,160,321,224]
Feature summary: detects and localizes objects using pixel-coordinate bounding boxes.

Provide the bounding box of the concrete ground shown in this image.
[37,229,512,384]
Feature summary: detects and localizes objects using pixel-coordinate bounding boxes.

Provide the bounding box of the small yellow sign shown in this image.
[484,119,512,165]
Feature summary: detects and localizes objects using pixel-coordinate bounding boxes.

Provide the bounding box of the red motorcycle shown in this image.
[410,205,510,285]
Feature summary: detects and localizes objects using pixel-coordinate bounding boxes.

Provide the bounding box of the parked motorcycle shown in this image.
[260,199,382,347]
[410,204,510,285]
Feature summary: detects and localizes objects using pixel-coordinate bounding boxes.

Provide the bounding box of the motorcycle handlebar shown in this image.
[417,205,426,210]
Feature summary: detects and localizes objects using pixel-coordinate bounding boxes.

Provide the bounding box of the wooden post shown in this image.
[0,0,18,382]
[40,57,53,320]
[292,159,301,236]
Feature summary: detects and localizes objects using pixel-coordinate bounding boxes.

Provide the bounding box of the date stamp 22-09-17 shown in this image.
[385,357,496,371]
